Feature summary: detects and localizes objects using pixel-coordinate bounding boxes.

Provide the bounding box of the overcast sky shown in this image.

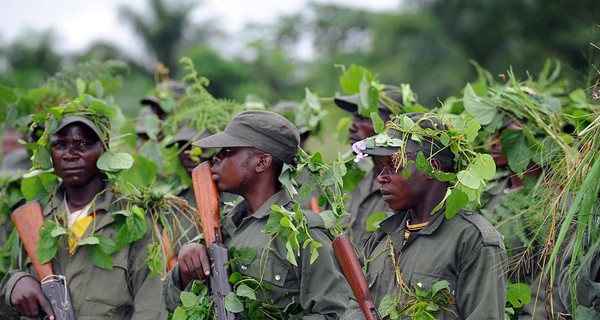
[1,0,399,57]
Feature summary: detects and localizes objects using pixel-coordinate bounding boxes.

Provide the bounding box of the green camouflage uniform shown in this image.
[0,184,165,320]
[163,190,350,319]
[342,209,507,320]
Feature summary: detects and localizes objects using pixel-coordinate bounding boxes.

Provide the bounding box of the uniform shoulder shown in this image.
[456,211,504,247]
[303,209,326,229]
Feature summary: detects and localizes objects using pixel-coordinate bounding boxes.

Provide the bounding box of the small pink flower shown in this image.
[352,141,368,162]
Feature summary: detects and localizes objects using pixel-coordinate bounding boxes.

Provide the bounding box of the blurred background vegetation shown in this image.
[1,0,599,158]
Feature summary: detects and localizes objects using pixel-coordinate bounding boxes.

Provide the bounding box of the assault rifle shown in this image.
[333,234,381,320]
[12,201,77,320]
[192,161,235,320]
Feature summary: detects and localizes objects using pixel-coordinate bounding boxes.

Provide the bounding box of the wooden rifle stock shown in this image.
[11,201,54,279]
[191,161,222,246]
[333,234,381,320]
[191,161,235,320]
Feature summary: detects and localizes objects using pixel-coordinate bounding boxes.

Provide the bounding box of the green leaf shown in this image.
[0,85,17,103]
[21,172,58,202]
[236,283,257,300]
[319,210,336,229]
[500,130,532,174]
[35,146,53,170]
[463,83,497,125]
[456,170,482,190]
[97,151,134,172]
[305,88,320,111]
[371,112,385,134]
[50,225,68,237]
[445,188,468,219]
[285,241,297,266]
[171,307,186,320]
[77,236,100,246]
[430,280,450,296]
[379,294,398,318]
[340,64,373,94]
[180,291,199,308]
[575,305,600,320]
[115,155,158,189]
[506,282,531,309]
[472,154,496,180]
[89,244,113,269]
[224,292,244,313]
[366,212,389,232]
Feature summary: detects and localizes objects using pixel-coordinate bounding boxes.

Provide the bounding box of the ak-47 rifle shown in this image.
[12,201,77,320]
[192,161,235,320]
[333,234,381,320]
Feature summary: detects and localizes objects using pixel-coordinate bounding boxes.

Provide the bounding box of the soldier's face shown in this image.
[349,113,375,145]
[51,123,104,187]
[376,154,429,212]
[211,147,256,195]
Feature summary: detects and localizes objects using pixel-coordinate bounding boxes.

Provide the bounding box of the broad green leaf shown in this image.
[236,284,257,300]
[309,240,322,264]
[319,210,336,229]
[77,236,99,246]
[371,112,385,134]
[445,188,468,219]
[97,151,133,172]
[21,172,58,202]
[575,305,600,320]
[116,155,157,189]
[285,241,297,266]
[90,245,113,269]
[379,294,398,318]
[463,83,497,125]
[180,291,198,308]
[366,211,389,232]
[340,64,373,94]
[50,225,68,237]
[456,170,482,190]
[171,307,186,320]
[472,154,496,180]
[500,130,532,174]
[506,283,531,309]
[224,292,244,313]
[35,146,53,170]
[305,88,320,111]
[430,280,450,296]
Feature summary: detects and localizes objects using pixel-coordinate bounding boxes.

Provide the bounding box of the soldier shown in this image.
[342,113,507,319]
[162,110,350,318]
[0,113,165,319]
[333,85,400,249]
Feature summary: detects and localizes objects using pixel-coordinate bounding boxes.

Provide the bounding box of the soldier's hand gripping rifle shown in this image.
[12,201,77,320]
[192,161,235,320]
[333,234,381,320]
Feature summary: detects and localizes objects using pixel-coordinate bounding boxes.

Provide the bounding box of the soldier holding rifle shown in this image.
[162,110,350,318]
[0,111,164,319]
[342,113,507,319]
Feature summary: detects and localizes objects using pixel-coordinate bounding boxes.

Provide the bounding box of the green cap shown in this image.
[166,127,212,147]
[193,110,300,164]
[140,80,187,110]
[54,115,107,143]
[334,84,402,113]
[357,113,455,169]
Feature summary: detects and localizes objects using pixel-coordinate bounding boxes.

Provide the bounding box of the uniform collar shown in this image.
[45,183,116,231]
[380,208,447,236]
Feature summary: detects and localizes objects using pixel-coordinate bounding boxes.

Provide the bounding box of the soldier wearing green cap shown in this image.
[0,114,165,319]
[342,113,507,319]
[162,110,350,318]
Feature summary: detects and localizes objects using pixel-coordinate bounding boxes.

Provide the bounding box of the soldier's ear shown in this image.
[255,153,272,173]
[430,158,442,172]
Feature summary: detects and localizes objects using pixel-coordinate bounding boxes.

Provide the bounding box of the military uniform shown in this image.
[0,184,165,320]
[163,190,350,319]
[342,209,507,319]
[558,241,600,316]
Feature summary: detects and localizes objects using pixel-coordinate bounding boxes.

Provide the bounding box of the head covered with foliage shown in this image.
[354,112,496,218]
